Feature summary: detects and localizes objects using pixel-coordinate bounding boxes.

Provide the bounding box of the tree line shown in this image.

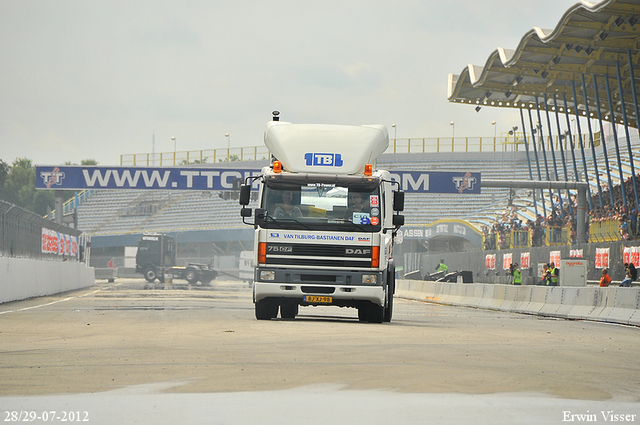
[0,158,97,216]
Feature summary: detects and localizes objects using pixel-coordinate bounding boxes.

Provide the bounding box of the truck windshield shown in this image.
[261,182,382,231]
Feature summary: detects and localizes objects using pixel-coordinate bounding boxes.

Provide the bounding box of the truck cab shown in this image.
[240,113,404,322]
[136,233,175,282]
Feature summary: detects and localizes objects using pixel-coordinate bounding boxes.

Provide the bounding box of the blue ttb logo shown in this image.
[304,153,343,167]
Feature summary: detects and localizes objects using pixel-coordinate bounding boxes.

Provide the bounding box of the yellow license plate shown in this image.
[305,296,332,304]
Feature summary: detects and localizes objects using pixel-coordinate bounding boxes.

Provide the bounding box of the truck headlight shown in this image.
[361,274,377,284]
[260,270,275,281]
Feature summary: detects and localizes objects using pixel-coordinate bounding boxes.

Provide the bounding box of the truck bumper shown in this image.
[253,281,384,307]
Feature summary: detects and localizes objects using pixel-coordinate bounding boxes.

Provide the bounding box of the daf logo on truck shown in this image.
[346,248,371,255]
[239,111,405,323]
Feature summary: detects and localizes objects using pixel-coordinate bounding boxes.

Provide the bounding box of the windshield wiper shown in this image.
[268,216,312,230]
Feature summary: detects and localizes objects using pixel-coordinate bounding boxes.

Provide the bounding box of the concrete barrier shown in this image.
[397,279,639,327]
[603,288,640,326]
[95,268,116,281]
[0,257,94,304]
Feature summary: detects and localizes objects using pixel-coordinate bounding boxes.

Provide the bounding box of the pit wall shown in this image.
[397,279,640,326]
[0,257,95,304]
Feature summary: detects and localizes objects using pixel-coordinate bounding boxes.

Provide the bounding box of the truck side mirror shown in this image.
[393,191,404,212]
[241,207,252,218]
[393,214,404,227]
[239,184,251,206]
[255,208,265,226]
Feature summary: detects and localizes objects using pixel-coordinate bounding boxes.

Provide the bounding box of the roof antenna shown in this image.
[272,110,280,121]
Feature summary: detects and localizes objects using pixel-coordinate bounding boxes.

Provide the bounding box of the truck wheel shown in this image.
[143,267,157,283]
[367,302,384,323]
[383,271,395,323]
[185,267,199,284]
[255,299,278,320]
[280,303,298,319]
[357,306,368,322]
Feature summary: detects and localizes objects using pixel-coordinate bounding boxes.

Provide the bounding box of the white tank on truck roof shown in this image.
[264,121,389,175]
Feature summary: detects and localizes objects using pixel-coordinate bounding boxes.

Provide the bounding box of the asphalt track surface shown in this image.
[0,278,638,425]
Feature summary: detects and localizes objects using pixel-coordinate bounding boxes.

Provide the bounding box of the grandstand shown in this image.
[73,131,639,269]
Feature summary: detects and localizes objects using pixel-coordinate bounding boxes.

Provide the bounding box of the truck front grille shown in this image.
[265,242,373,268]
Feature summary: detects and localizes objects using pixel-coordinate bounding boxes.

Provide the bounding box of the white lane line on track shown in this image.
[0,283,122,315]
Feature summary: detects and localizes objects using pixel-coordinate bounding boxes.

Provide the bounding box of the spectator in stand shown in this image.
[599,268,612,287]
[620,263,637,287]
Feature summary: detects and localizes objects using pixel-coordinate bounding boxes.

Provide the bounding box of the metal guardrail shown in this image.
[121,146,271,166]
[120,134,598,165]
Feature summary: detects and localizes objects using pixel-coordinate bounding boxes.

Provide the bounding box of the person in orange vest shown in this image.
[599,268,612,287]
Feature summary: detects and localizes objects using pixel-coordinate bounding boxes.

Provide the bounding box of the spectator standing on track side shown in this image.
[620,263,637,287]
[436,259,448,274]
[599,268,612,287]
[547,262,559,286]
[512,263,522,285]
[539,263,550,285]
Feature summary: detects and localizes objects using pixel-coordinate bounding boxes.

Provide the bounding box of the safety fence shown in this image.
[0,200,82,261]
[484,226,571,250]
[589,218,625,243]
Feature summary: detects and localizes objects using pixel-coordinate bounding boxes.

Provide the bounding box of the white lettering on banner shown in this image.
[82,169,171,188]
[82,169,112,186]
[402,173,429,191]
[436,224,448,234]
[453,225,467,235]
[141,170,171,187]
[112,170,142,187]
[425,228,432,237]
[180,170,201,187]
[201,171,221,188]
[221,171,242,189]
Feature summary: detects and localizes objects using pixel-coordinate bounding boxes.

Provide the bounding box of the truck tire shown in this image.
[185,267,199,284]
[280,303,298,319]
[368,303,384,323]
[357,306,368,322]
[383,270,395,323]
[255,299,278,320]
[359,302,383,323]
[143,267,157,283]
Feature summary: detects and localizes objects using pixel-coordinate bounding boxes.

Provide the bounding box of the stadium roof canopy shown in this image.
[447,0,640,129]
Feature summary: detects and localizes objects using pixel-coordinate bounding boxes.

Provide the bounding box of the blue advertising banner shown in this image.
[388,170,481,194]
[36,166,481,194]
[36,166,261,191]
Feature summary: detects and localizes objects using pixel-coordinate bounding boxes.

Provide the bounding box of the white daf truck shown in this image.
[239,112,404,323]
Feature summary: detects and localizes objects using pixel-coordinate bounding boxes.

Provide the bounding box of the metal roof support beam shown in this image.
[571,80,594,211]
[534,98,557,215]
[519,107,539,217]
[581,73,604,209]
[616,61,640,221]
[604,74,629,210]
[482,179,589,243]
[527,105,548,217]
[591,74,616,206]
[552,93,574,216]
[562,93,582,184]
[522,108,547,218]
[629,50,640,135]
[543,93,565,216]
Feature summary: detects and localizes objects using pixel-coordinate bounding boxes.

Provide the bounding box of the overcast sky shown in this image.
[1,0,580,166]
